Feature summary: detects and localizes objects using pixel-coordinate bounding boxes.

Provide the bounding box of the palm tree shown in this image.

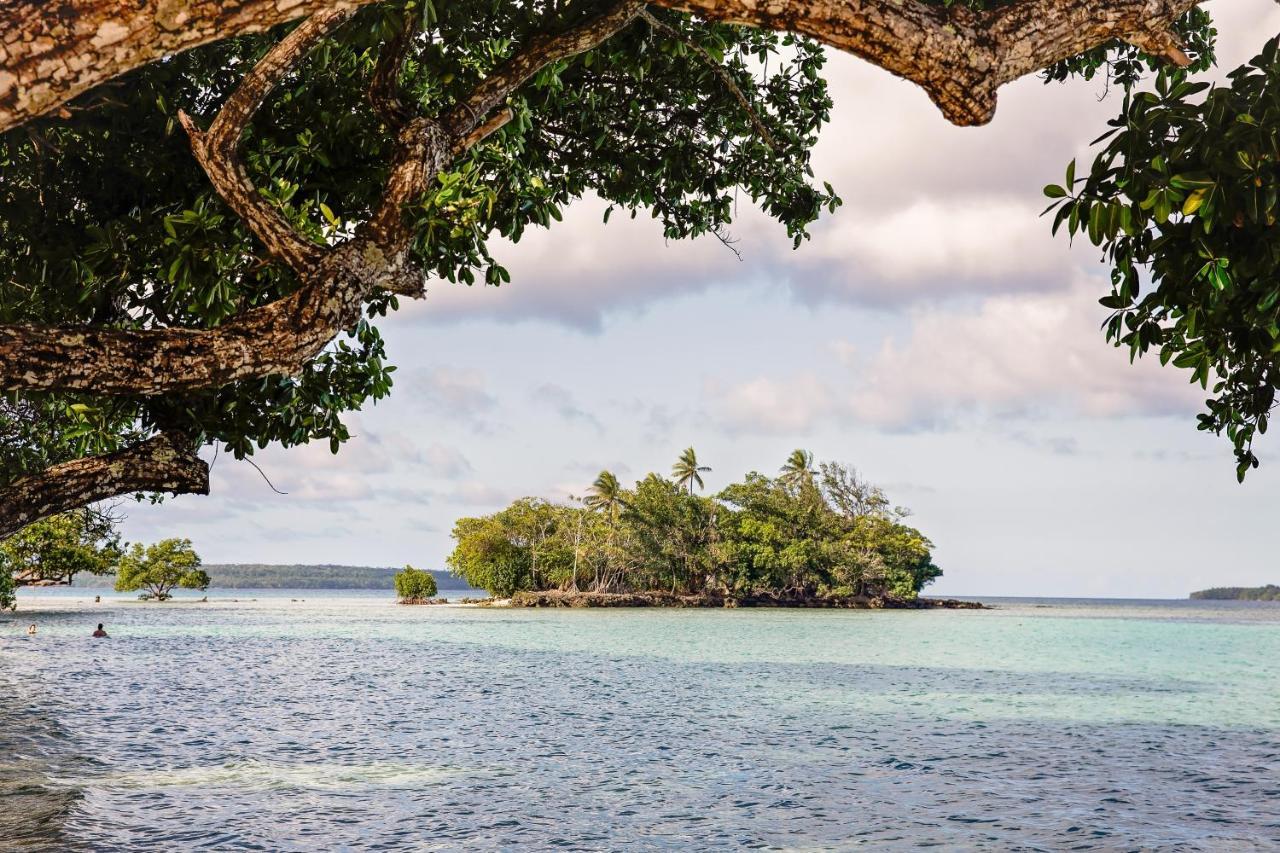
[779,448,815,490]
[585,470,624,520]
[672,447,711,495]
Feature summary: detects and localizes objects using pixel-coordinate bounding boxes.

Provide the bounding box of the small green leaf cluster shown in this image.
[394,564,439,600]
[1044,38,1280,479]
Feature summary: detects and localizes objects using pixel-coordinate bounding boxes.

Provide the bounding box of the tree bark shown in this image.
[0,237,413,395]
[0,0,380,135]
[0,0,1199,133]
[0,433,208,539]
[650,0,1198,124]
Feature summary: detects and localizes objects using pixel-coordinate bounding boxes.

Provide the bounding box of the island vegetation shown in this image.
[115,538,209,601]
[1190,585,1280,601]
[447,449,952,607]
[0,515,206,608]
[395,565,445,604]
[0,510,121,609]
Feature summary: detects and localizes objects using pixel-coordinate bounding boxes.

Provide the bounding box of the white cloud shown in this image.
[407,366,498,428]
[847,279,1201,429]
[422,443,473,479]
[413,200,754,331]
[449,481,513,507]
[531,382,603,429]
[794,198,1065,303]
[708,374,836,436]
[708,278,1202,435]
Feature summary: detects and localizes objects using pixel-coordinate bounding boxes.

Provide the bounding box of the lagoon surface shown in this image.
[3,591,1279,850]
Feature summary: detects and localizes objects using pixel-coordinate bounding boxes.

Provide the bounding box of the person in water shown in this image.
[26,624,36,635]
[92,623,108,638]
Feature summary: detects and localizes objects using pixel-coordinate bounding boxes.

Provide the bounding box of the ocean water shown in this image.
[2,591,1278,850]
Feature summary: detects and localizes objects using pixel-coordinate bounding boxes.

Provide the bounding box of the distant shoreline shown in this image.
[1190,585,1279,601]
[71,564,475,592]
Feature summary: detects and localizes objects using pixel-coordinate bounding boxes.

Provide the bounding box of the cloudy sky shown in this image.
[124,1,1280,598]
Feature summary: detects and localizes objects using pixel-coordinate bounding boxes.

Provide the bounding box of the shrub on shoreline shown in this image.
[395,565,438,602]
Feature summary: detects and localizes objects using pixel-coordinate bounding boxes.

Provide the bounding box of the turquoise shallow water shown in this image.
[2,591,1279,850]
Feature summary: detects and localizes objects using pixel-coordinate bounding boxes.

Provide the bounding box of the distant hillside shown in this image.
[75,564,473,591]
[1190,585,1280,601]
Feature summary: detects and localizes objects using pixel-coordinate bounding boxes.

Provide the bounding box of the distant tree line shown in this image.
[1190,585,1280,601]
[66,563,474,591]
[192,564,470,590]
[447,449,941,602]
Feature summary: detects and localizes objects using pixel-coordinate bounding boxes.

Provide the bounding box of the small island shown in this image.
[1190,585,1280,601]
[448,448,978,609]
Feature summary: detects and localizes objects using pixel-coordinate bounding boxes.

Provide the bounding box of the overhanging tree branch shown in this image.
[0,0,1195,399]
[441,0,647,139]
[369,0,647,246]
[0,1,645,397]
[0,432,209,539]
[0,0,1200,133]
[648,0,1198,124]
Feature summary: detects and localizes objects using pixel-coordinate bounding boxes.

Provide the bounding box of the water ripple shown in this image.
[2,595,1279,849]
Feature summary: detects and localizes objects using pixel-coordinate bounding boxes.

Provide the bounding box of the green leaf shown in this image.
[1182,187,1209,216]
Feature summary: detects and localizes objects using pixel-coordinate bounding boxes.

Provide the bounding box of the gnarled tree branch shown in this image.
[177,9,354,275]
[371,0,646,246]
[0,0,1200,134]
[0,0,644,397]
[442,0,647,140]
[369,11,421,129]
[649,0,1197,124]
[0,432,209,539]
